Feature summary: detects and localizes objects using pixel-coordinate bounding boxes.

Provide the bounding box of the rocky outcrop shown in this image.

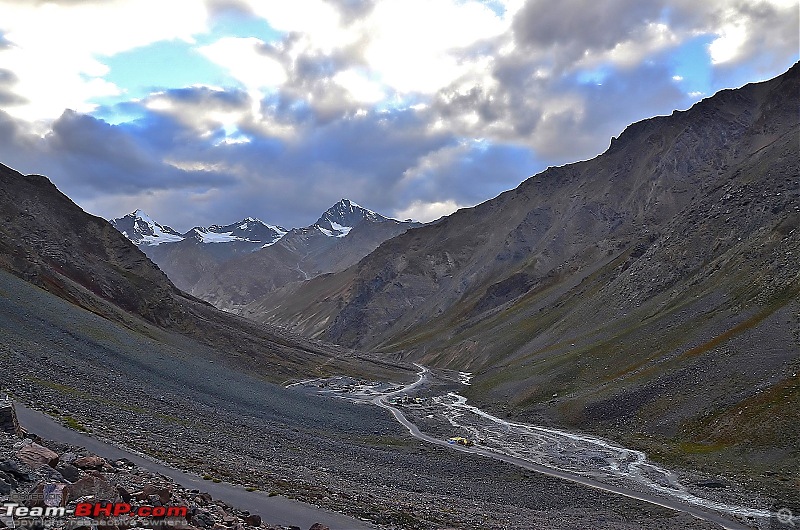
[0,399,20,436]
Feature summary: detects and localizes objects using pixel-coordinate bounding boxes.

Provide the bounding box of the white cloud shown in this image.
[709,22,748,65]
[0,0,208,121]
[360,0,511,94]
[199,37,287,91]
[393,199,465,223]
[333,69,385,103]
[238,0,347,52]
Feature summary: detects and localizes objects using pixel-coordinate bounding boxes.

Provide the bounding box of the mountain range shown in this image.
[241,63,800,489]
[111,200,420,310]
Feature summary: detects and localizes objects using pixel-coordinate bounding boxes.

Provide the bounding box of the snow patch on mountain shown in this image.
[329,221,352,237]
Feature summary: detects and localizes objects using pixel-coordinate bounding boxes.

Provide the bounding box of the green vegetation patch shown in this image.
[63,415,89,432]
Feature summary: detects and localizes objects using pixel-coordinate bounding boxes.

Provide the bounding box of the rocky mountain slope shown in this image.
[246,64,800,488]
[0,163,406,383]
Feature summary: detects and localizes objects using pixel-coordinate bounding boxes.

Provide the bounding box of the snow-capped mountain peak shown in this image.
[314,199,387,237]
[110,210,183,246]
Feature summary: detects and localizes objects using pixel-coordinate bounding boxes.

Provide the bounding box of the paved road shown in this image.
[373,366,757,530]
[15,404,375,530]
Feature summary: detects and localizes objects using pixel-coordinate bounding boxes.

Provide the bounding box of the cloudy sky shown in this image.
[0,0,797,229]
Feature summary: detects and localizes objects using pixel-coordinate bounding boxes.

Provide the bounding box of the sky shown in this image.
[0,0,797,229]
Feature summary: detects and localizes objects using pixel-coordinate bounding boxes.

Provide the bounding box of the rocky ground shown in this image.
[0,428,331,530]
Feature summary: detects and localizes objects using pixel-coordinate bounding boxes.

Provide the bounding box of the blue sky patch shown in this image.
[96,40,226,102]
[670,35,714,96]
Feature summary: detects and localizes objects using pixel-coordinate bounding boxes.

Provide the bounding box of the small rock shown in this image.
[56,463,80,482]
[308,524,330,530]
[196,492,213,503]
[135,484,172,504]
[116,485,132,503]
[72,455,106,470]
[0,470,17,487]
[243,514,261,527]
[191,511,214,529]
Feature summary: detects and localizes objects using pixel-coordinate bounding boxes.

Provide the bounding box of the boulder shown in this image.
[0,460,30,481]
[191,511,214,529]
[65,475,117,502]
[16,442,58,468]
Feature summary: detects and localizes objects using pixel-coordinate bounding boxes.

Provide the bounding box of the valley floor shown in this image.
[0,270,732,529]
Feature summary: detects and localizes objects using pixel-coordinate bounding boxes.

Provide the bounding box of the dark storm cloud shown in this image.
[265,43,368,125]
[541,62,687,158]
[80,80,535,228]
[431,52,689,163]
[163,85,249,108]
[0,77,489,228]
[0,107,234,204]
[512,0,663,62]
[510,0,799,74]
[52,111,234,192]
